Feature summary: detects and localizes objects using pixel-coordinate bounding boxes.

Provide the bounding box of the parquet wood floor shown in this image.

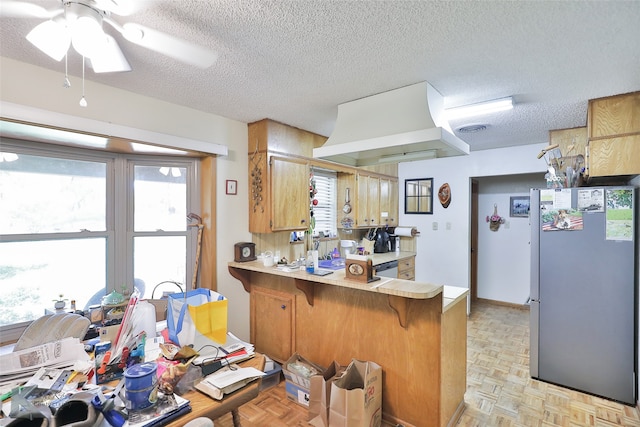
[212,301,640,427]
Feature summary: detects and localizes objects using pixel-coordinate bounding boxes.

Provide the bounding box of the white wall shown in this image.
[476,174,543,304]
[0,57,252,341]
[398,144,548,292]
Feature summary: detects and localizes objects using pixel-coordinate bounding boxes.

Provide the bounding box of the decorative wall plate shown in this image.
[438,183,451,208]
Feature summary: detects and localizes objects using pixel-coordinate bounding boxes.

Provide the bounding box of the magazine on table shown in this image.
[125,392,190,427]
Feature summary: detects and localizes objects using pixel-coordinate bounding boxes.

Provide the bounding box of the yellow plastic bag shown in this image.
[167,289,228,347]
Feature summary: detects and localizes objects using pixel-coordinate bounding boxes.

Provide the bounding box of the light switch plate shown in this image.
[432,222,438,230]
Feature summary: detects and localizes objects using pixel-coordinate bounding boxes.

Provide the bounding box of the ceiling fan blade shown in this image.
[0,1,61,18]
[94,0,139,17]
[121,23,218,69]
[88,34,132,73]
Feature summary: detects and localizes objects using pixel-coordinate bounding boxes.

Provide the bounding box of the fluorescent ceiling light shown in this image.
[445,97,513,120]
[130,142,188,155]
[378,150,437,164]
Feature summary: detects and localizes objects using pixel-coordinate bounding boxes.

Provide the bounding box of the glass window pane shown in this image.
[0,239,106,326]
[407,197,418,212]
[406,182,417,197]
[134,165,187,232]
[419,196,431,211]
[134,236,186,299]
[0,153,106,234]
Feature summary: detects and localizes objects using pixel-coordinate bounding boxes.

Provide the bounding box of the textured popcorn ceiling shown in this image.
[1,0,639,151]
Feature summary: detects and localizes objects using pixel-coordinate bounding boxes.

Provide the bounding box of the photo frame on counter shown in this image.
[510,196,530,217]
[404,178,433,214]
[226,179,237,195]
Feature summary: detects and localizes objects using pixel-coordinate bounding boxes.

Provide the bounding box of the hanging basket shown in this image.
[486,204,505,231]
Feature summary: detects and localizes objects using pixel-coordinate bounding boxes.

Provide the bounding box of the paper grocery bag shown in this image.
[309,361,345,427]
[329,360,382,427]
[166,289,228,347]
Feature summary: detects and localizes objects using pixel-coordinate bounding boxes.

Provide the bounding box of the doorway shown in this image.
[470,179,478,309]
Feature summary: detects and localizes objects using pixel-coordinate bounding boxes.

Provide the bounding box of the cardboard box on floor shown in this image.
[282,353,325,407]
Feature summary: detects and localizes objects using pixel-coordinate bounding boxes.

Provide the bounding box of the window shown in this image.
[311,169,337,237]
[0,140,199,335]
[404,178,433,214]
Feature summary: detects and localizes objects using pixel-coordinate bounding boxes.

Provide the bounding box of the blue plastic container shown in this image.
[124,362,158,410]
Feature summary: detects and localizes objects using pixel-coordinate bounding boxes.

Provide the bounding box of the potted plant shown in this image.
[53,294,68,310]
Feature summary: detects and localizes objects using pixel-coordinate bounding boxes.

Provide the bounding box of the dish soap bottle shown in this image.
[331,247,340,259]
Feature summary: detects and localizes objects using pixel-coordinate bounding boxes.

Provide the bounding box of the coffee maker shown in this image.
[373,228,390,253]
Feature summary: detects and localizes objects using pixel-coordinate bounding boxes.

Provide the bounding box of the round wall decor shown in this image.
[438,183,451,208]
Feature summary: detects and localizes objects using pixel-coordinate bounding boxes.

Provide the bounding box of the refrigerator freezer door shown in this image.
[536,187,636,404]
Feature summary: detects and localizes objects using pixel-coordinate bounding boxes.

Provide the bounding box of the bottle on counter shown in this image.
[331,247,340,259]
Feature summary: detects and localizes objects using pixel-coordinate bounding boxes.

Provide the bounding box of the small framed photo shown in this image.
[226,180,237,195]
[510,196,530,217]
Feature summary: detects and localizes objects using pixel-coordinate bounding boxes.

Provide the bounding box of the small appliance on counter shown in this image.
[388,234,399,252]
[373,227,390,253]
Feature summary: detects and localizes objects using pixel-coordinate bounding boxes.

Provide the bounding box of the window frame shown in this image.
[0,138,200,341]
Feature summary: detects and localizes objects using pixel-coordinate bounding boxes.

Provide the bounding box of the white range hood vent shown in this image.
[313,82,469,166]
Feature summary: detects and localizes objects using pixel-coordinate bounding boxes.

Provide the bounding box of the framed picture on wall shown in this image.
[226,179,237,195]
[510,196,530,217]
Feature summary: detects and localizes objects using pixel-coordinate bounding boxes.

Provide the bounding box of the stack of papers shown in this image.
[193,332,255,366]
[0,338,91,387]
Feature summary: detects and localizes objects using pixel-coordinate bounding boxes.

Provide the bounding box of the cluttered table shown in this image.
[163,353,265,427]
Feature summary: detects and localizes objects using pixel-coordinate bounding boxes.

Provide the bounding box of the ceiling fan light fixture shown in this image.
[89,34,131,73]
[26,20,70,61]
[71,13,106,58]
[445,97,513,120]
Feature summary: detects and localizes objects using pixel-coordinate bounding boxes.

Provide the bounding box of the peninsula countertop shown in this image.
[229,259,467,307]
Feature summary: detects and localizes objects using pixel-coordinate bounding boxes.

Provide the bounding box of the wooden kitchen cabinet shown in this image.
[397,256,415,280]
[271,156,309,231]
[250,286,295,363]
[356,173,380,227]
[379,177,399,227]
[586,91,640,177]
[249,120,317,233]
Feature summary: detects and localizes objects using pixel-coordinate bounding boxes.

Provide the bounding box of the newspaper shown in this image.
[0,338,90,386]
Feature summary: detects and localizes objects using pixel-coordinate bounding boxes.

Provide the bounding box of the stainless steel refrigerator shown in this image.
[530,186,637,404]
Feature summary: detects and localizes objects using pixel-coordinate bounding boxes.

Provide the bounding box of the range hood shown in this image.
[313,82,469,166]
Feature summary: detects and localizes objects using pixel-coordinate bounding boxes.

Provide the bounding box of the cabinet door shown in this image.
[367,176,380,226]
[389,178,399,227]
[271,157,309,231]
[356,174,370,227]
[250,286,295,363]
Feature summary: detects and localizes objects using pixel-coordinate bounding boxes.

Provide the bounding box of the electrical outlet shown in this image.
[446,222,452,230]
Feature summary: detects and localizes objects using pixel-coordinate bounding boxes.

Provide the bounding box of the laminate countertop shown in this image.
[228,260,468,310]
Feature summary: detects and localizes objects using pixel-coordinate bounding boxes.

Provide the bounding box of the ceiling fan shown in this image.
[1,0,218,73]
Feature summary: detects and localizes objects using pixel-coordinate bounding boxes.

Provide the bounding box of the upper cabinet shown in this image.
[356,173,380,228]
[586,91,640,177]
[270,156,309,231]
[379,177,398,227]
[248,119,400,233]
[248,120,322,233]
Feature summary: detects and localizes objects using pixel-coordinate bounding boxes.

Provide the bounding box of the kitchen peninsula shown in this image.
[228,260,468,427]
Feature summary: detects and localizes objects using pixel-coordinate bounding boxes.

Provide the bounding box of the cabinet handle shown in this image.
[281,304,286,310]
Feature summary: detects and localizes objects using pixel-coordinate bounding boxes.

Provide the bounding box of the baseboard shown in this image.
[474,298,530,311]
